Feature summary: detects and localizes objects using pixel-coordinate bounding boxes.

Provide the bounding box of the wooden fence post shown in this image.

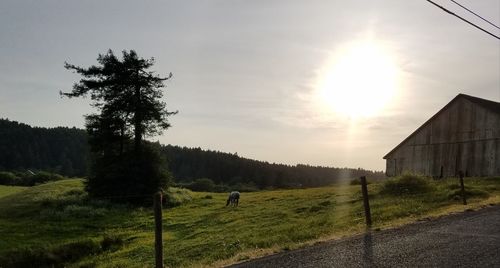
[360,176,372,227]
[154,191,163,268]
[459,171,467,205]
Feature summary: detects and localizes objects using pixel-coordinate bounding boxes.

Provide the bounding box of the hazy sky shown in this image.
[1,0,499,171]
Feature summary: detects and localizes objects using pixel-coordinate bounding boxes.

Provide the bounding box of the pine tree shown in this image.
[61,50,176,203]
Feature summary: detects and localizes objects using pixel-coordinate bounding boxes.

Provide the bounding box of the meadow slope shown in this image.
[0,185,27,198]
[0,177,499,267]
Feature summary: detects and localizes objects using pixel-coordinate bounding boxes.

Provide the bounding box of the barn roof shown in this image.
[383,93,500,159]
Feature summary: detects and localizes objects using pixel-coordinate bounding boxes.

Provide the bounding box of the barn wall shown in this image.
[385,98,500,177]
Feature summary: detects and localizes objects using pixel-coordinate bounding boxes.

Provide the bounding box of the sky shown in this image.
[0,0,499,171]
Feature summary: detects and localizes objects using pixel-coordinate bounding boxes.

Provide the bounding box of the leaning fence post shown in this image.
[360,176,372,227]
[154,191,163,268]
[459,171,467,205]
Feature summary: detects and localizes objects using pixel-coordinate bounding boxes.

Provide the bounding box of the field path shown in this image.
[230,205,500,268]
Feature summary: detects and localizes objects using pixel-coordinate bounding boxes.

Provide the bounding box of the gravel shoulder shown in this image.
[230,205,500,268]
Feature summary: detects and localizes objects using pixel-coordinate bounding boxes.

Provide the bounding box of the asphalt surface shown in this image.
[230,205,500,268]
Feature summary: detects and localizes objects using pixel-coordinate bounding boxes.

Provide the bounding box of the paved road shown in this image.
[230,205,500,268]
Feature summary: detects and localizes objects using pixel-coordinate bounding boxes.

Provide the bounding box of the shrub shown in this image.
[86,143,173,205]
[349,177,372,185]
[27,171,65,186]
[0,171,18,185]
[186,178,216,192]
[231,182,259,192]
[37,188,119,220]
[63,205,108,218]
[40,205,108,221]
[448,188,490,200]
[0,247,52,268]
[309,205,323,213]
[101,235,124,251]
[0,240,101,268]
[176,180,258,192]
[37,188,88,209]
[212,183,230,192]
[50,240,101,263]
[380,173,433,196]
[0,171,66,186]
[163,187,193,207]
[0,235,125,267]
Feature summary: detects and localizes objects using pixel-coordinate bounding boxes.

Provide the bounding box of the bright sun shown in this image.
[317,41,398,118]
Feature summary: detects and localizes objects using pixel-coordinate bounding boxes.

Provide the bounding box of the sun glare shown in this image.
[316,41,398,118]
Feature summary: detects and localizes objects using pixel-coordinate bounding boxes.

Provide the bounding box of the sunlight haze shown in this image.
[0,0,499,171]
[315,39,399,118]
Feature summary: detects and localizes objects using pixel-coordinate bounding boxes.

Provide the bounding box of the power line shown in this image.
[450,0,500,30]
[425,0,500,40]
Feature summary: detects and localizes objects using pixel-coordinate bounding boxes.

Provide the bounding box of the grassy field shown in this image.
[0,185,27,198]
[0,176,499,267]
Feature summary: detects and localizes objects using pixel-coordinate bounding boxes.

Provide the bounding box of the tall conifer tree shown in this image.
[62,50,176,202]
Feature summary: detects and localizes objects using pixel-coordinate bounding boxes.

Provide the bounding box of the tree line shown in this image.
[0,119,88,176]
[1,118,385,189]
[162,145,385,189]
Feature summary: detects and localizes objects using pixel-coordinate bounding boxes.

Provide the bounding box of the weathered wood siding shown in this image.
[385,98,500,177]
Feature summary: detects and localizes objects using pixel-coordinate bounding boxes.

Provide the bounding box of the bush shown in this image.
[0,171,66,186]
[0,240,101,268]
[63,205,108,218]
[231,182,259,192]
[447,188,490,200]
[174,180,258,193]
[50,240,101,263]
[212,183,230,192]
[37,188,88,209]
[349,177,372,185]
[163,187,193,207]
[0,247,52,268]
[0,171,18,185]
[0,235,125,267]
[40,204,110,221]
[380,173,433,196]
[186,178,216,192]
[101,235,124,251]
[86,143,173,205]
[36,188,122,220]
[26,171,65,186]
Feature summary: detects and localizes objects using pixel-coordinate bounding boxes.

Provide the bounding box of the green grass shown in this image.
[0,177,499,267]
[0,185,27,198]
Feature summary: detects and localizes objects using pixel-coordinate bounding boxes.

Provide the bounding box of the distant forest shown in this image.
[0,119,89,176]
[0,119,385,188]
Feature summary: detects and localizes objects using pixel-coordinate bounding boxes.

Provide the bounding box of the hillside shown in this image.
[0,177,498,267]
[0,185,27,198]
[0,119,384,189]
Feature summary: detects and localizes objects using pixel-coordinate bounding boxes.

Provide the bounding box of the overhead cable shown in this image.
[450,0,500,30]
[425,0,500,40]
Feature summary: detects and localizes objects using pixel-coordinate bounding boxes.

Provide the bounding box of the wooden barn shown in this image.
[384,94,500,178]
